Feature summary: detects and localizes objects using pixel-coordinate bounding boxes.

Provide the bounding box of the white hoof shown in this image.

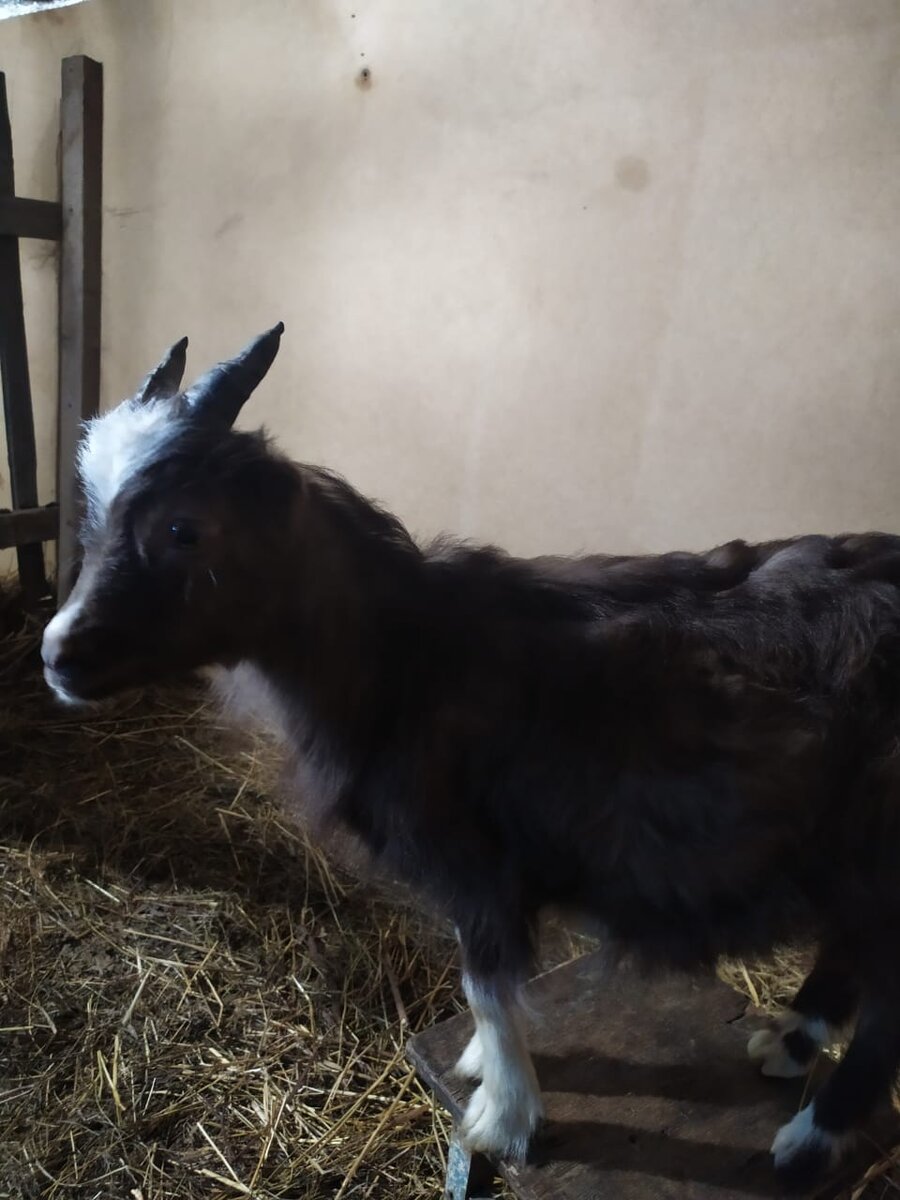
[460,1081,543,1161]
[772,1105,850,1178]
[747,1027,809,1078]
[454,1031,484,1081]
[747,1013,827,1078]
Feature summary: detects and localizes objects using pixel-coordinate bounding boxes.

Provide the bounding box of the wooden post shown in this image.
[58,55,102,604]
[0,72,49,604]
[444,1132,497,1200]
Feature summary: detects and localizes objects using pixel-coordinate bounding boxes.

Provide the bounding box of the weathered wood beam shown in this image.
[58,54,102,604]
[0,70,49,602]
[0,195,62,240]
[0,504,58,551]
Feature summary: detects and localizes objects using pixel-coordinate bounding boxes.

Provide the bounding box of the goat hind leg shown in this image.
[772,991,900,1191]
[749,940,857,1079]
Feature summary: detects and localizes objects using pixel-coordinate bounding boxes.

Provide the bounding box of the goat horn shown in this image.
[136,336,189,404]
[184,322,285,428]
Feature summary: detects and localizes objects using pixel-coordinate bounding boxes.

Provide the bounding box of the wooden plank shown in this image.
[0,71,49,603]
[444,1131,497,1200]
[58,54,102,604]
[0,196,62,240]
[408,953,900,1200]
[0,504,58,550]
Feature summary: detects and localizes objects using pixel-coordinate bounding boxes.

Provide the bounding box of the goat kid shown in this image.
[42,326,900,1191]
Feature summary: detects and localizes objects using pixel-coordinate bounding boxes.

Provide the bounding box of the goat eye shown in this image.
[169,520,199,547]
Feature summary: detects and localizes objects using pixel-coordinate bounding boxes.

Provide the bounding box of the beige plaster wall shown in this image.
[2,0,900,563]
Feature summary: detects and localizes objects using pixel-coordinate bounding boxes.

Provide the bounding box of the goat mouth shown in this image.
[44,665,97,707]
[43,661,129,706]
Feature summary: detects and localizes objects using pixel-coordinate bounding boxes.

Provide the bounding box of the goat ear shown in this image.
[183,322,285,428]
[136,336,189,404]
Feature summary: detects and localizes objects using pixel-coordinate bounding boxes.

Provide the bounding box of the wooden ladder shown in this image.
[0,54,102,608]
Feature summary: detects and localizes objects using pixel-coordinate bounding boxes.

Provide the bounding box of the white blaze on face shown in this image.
[77,397,181,529]
[42,588,82,667]
[42,552,102,703]
[42,396,182,703]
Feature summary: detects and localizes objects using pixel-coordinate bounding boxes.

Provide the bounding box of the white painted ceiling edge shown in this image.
[0,0,91,20]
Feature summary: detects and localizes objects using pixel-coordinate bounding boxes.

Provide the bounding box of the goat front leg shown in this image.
[456,972,543,1160]
[451,909,543,1162]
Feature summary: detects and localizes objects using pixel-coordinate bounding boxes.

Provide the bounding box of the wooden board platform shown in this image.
[407,953,899,1199]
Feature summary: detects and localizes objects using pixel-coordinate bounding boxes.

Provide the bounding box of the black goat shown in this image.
[41,325,900,1191]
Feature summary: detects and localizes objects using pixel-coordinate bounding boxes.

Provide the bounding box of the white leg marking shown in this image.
[771,1104,850,1171]
[455,1029,484,1081]
[747,1012,828,1078]
[459,976,543,1161]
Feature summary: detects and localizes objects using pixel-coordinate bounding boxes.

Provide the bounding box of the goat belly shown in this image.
[544,765,817,971]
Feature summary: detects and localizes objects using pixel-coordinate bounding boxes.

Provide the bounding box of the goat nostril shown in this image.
[42,625,102,672]
[41,632,60,668]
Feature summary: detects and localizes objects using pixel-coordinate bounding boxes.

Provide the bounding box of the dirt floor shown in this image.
[1,600,898,1199]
